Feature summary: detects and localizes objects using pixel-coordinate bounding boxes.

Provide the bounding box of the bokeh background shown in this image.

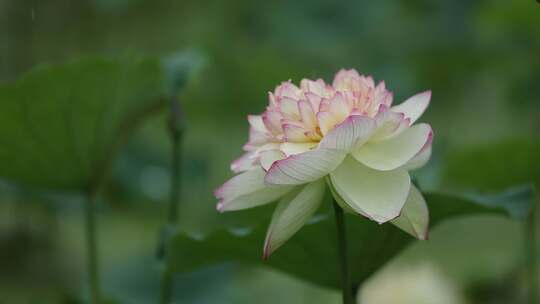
[1,0,539,303]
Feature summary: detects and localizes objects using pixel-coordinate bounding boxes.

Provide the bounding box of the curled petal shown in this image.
[215,168,293,212]
[329,157,411,223]
[230,152,257,173]
[319,115,376,151]
[391,91,431,124]
[401,137,433,171]
[370,105,409,142]
[263,179,325,258]
[352,123,433,171]
[260,149,286,171]
[265,148,346,185]
[391,185,429,240]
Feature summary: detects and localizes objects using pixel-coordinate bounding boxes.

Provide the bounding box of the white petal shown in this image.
[329,157,411,223]
[230,152,257,173]
[391,91,431,124]
[402,141,432,171]
[370,106,409,142]
[280,142,318,156]
[215,168,294,212]
[352,123,433,171]
[299,100,317,131]
[327,93,350,119]
[283,123,311,142]
[265,148,346,185]
[317,111,340,135]
[260,149,286,171]
[248,115,267,132]
[391,185,429,240]
[263,179,326,258]
[280,98,301,119]
[319,115,375,151]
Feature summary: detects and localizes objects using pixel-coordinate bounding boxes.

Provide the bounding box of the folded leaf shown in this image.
[167,186,535,290]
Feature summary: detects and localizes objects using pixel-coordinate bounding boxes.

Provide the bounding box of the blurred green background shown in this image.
[0,0,539,303]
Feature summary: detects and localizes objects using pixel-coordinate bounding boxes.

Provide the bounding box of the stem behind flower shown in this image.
[525,185,539,304]
[333,199,354,304]
[85,191,101,304]
[159,96,184,304]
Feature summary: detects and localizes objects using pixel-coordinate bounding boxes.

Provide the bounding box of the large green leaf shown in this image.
[0,54,195,191]
[167,186,535,290]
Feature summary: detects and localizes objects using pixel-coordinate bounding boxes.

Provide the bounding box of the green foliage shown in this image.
[443,139,540,191]
[0,54,197,192]
[166,186,535,290]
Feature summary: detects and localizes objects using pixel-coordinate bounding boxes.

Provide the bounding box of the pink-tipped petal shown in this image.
[280,98,301,119]
[262,111,283,135]
[317,111,340,135]
[247,115,267,132]
[401,132,433,171]
[391,91,431,124]
[230,152,257,173]
[215,168,293,212]
[327,93,351,120]
[260,149,286,171]
[283,124,311,142]
[265,148,346,185]
[298,100,317,131]
[370,105,409,142]
[319,115,376,151]
[391,185,429,240]
[263,179,325,258]
[352,123,433,171]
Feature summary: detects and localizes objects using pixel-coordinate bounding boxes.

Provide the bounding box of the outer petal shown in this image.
[265,148,346,185]
[401,138,433,171]
[215,168,294,212]
[319,115,375,151]
[391,185,429,240]
[230,152,257,173]
[263,179,326,258]
[260,149,286,171]
[262,111,283,135]
[329,157,411,223]
[280,142,318,156]
[370,105,409,142]
[391,91,431,124]
[247,115,267,132]
[352,123,433,171]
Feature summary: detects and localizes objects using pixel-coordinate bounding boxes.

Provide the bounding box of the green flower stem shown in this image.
[159,96,184,304]
[333,199,354,304]
[85,192,101,304]
[526,185,539,304]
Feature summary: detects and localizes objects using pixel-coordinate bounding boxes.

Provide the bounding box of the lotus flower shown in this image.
[215,69,432,258]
